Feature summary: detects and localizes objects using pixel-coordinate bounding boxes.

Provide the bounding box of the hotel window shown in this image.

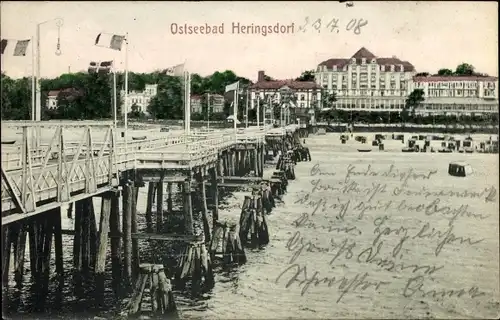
[390,65,395,72]
[371,58,376,64]
[381,66,385,72]
[362,58,366,64]
[400,65,404,72]
[333,66,337,71]
[351,58,356,64]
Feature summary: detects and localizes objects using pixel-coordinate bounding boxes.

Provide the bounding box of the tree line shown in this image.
[1,63,496,126]
[1,70,254,121]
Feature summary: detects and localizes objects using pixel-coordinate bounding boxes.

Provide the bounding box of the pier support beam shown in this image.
[109,192,122,295]
[183,181,194,235]
[122,183,133,289]
[95,194,112,305]
[156,179,164,232]
[53,209,63,276]
[209,167,219,229]
[131,184,140,281]
[146,182,155,225]
[167,182,173,213]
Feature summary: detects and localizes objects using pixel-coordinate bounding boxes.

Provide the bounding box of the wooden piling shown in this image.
[209,223,247,265]
[210,168,219,229]
[126,263,177,316]
[53,209,63,275]
[11,224,26,284]
[94,194,111,305]
[145,182,155,223]
[2,226,12,286]
[41,215,54,284]
[131,185,140,280]
[67,202,73,219]
[235,151,241,176]
[156,179,164,232]
[183,181,194,235]
[176,242,214,291]
[96,195,111,274]
[122,183,133,287]
[73,201,83,271]
[260,144,265,177]
[109,192,122,294]
[253,148,259,177]
[167,182,173,213]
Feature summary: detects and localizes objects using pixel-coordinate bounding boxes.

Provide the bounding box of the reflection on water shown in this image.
[4,133,500,319]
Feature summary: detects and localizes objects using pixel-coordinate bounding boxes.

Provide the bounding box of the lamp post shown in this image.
[34,17,63,149]
[35,17,63,122]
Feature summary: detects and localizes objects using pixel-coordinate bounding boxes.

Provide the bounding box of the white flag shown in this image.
[95,33,125,51]
[225,81,239,93]
[164,63,185,77]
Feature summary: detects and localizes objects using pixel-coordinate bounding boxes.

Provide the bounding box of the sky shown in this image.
[1,1,498,82]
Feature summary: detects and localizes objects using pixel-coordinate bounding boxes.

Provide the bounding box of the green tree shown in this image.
[415,72,429,77]
[148,75,183,119]
[319,91,338,122]
[454,63,475,76]
[406,88,425,118]
[437,68,453,76]
[1,74,31,120]
[295,70,315,82]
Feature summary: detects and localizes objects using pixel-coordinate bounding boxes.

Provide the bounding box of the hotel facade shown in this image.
[315,47,416,112]
[409,76,499,116]
[314,47,499,116]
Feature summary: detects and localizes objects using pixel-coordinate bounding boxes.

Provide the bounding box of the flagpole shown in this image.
[31,36,35,122]
[188,72,191,136]
[113,60,117,128]
[245,87,249,128]
[259,95,262,130]
[124,32,129,151]
[233,83,238,138]
[207,93,210,131]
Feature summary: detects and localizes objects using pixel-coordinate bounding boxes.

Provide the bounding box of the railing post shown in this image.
[57,126,63,201]
[109,126,115,184]
[21,126,28,209]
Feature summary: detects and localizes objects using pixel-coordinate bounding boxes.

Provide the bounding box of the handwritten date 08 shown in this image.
[298,17,368,35]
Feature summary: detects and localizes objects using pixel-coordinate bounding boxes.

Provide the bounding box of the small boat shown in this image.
[132,136,147,141]
[160,127,170,132]
[448,162,473,177]
[402,147,415,152]
[1,140,16,145]
[464,148,474,153]
[357,148,372,152]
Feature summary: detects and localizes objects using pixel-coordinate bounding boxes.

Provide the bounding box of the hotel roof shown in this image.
[318,47,415,72]
[413,76,498,82]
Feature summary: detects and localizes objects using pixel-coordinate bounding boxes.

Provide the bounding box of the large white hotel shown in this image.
[315,47,499,115]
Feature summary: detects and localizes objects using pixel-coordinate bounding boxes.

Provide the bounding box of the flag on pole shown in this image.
[88,61,113,74]
[95,33,125,51]
[164,63,185,77]
[225,81,239,93]
[1,39,31,56]
[0,39,7,54]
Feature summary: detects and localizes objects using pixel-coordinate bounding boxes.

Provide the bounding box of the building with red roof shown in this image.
[315,47,416,112]
[250,70,322,124]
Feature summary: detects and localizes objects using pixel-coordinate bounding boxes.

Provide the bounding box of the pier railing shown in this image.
[1,121,294,222]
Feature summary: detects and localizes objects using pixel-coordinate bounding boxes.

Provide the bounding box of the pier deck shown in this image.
[1,121,297,225]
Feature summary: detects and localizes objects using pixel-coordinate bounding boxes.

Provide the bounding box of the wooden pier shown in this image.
[1,120,304,314]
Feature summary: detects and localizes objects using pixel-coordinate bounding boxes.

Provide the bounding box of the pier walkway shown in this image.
[1,121,298,225]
